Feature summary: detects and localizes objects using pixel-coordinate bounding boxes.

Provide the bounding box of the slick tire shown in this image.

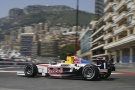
[24,63,38,77]
[82,64,99,80]
[100,69,112,79]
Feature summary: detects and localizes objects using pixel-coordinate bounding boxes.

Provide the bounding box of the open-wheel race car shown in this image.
[17,56,115,81]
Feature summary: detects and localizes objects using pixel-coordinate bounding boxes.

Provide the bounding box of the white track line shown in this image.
[111,73,123,74]
[0,67,21,69]
[0,70,22,73]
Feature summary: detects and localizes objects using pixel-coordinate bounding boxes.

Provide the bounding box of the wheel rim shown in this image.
[26,66,33,75]
[83,67,95,79]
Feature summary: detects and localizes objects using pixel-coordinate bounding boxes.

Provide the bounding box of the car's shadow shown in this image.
[97,78,119,81]
[18,75,119,81]
[45,76,119,81]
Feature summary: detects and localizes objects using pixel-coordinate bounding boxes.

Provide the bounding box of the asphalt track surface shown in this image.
[0,67,135,90]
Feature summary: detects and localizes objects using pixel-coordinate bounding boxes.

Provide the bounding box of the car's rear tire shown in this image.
[24,63,38,77]
[82,64,99,80]
[100,69,112,79]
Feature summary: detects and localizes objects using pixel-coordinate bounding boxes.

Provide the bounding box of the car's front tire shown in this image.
[24,63,38,77]
[82,64,99,80]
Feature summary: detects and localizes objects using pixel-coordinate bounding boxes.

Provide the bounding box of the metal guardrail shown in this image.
[0,61,31,67]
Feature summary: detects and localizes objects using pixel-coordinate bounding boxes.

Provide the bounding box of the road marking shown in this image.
[111,73,122,74]
[17,71,25,76]
[0,87,20,90]
[0,70,22,73]
[112,72,135,74]
[0,67,21,69]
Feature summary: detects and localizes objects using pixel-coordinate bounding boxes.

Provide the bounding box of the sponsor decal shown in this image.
[48,68,63,74]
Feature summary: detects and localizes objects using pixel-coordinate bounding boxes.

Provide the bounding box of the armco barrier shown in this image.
[0,61,31,67]
[115,63,135,69]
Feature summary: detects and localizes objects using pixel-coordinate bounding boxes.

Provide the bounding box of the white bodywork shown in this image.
[36,63,87,76]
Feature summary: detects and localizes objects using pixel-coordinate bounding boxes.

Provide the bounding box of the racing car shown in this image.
[17,56,115,80]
